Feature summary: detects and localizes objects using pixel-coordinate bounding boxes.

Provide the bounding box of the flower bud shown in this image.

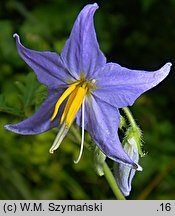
[114,131,142,196]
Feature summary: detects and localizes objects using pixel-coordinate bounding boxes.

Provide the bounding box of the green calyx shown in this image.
[120,107,144,157]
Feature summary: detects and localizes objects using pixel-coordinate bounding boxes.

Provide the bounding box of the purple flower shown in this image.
[4,3,171,168]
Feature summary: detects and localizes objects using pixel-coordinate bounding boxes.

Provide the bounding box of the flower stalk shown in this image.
[70,124,125,199]
[4,3,172,198]
[122,107,136,129]
[103,162,126,200]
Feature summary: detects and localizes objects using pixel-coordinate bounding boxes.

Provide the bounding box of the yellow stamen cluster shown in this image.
[50,79,96,128]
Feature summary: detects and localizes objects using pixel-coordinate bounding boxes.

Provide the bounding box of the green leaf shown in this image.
[0,94,22,116]
[15,72,41,110]
[34,84,48,110]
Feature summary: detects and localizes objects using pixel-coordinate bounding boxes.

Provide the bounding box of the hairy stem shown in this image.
[122,107,137,128]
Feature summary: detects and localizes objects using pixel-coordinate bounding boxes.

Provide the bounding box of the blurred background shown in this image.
[0,0,175,199]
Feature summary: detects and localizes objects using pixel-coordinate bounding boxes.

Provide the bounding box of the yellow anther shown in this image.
[65,87,87,128]
[49,76,97,156]
[82,82,87,89]
[50,82,79,121]
[60,88,78,124]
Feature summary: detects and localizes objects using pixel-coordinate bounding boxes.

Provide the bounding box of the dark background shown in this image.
[0,0,175,199]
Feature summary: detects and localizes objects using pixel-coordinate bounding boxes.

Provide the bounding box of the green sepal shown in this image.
[122,107,144,157]
[119,115,127,131]
[123,126,144,157]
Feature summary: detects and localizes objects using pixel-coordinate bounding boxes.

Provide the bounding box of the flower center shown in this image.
[50,78,96,128]
[49,78,96,158]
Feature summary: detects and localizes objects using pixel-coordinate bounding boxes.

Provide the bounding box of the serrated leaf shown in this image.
[0,95,22,116]
[34,84,48,109]
[15,72,40,109]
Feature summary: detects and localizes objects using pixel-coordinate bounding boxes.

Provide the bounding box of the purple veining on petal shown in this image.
[4,89,65,135]
[5,3,172,171]
[14,34,76,88]
[93,62,172,108]
[61,3,106,79]
[76,95,137,167]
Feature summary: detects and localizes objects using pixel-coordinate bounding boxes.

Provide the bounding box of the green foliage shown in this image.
[0,0,175,199]
[15,72,41,114]
[0,95,22,116]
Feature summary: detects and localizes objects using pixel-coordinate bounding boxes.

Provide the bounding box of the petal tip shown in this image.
[162,62,172,74]
[124,192,130,197]
[4,124,21,134]
[85,2,99,11]
[4,124,9,130]
[4,124,16,134]
[165,62,172,70]
[4,124,15,133]
[92,2,99,8]
[154,62,172,83]
[135,163,143,171]
[166,62,172,67]
[13,33,19,38]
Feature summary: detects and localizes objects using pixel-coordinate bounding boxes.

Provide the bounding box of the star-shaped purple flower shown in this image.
[5,3,171,169]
